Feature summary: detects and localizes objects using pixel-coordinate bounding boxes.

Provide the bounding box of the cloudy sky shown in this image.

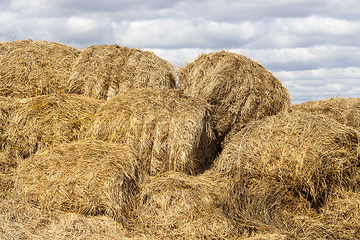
[1,0,359,103]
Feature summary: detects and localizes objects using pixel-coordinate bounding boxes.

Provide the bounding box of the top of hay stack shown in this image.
[178,51,291,142]
[0,39,81,98]
[67,44,176,100]
[87,88,219,176]
[291,97,360,132]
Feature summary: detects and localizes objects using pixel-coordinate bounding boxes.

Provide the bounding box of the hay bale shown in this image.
[178,51,291,141]
[13,140,139,224]
[4,93,104,159]
[87,88,219,176]
[215,112,360,238]
[214,112,359,208]
[67,44,176,100]
[291,97,360,132]
[0,39,81,98]
[130,171,238,239]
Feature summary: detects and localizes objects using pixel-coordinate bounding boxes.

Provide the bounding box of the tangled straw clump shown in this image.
[87,88,219,176]
[13,140,140,224]
[4,93,104,159]
[0,39,81,98]
[291,97,360,132]
[178,51,291,141]
[67,44,176,100]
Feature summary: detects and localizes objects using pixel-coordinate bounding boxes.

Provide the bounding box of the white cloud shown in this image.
[67,17,99,33]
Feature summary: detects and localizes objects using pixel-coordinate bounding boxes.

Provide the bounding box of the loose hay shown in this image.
[67,44,176,100]
[4,93,104,159]
[291,97,360,132]
[14,140,139,224]
[178,51,290,141]
[130,171,239,239]
[214,111,360,238]
[87,88,219,176]
[0,39,81,98]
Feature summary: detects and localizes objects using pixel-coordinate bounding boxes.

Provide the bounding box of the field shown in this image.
[0,39,360,239]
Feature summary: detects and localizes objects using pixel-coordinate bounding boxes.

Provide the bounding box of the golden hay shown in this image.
[129,171,239,239]
[0,197,149,240]
[215,111,359,208]
[178,51,291,141]
[4,93,104,159]
[0,39,81,98]
[291,97,360,132]
[277,190,360,239]
[87,88,219,176]
[0,96,30,150]
[66,44,176,100]
[214,111,360,239]
[13,140,139,224]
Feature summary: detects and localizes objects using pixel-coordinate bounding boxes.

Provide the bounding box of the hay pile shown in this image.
[67,45,176,100]
[87,88,219,176]
[0,39,81,98]
[130,171,239,239]
[13,140,139,224]
[291,97,360,132]
[178,51,291,141]
[214,111,360,238]
[4,93,103,159]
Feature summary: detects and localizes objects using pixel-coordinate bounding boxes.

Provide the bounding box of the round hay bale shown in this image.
[87,88,219,176]
[4,93,104,159]
[214,112,359,208]
[14,140,140,224]
[291,97,360,132]
[67,44,176,100]
[178,51,291,141]
[0,39,81,98]
[131,171,238,239]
